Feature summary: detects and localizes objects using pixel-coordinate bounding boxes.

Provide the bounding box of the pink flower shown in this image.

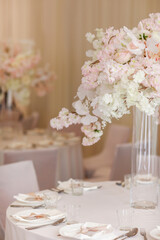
[82,72,99,89]
[149,76,160,92]
[81,64,92,76]
[114,49,132,64]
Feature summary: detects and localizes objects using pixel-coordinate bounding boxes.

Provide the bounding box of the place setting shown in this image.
[9,190,66,230]
[53,179,102,195]
[11,190,60,208]
[57,207,158,240]
[11,208,66,230]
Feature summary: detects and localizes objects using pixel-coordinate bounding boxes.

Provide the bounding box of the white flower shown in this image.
[93,40,101,49]
[86,50,94,57]
[82,137,100,146]
[81,114,98,125]
[72,100,89,115]
[85,32,95,43]
[133,70,145,83]
[96,28,105,39]
[102,93,113,105]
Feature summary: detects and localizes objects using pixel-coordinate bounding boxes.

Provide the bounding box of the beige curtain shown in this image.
[0,0,160,156]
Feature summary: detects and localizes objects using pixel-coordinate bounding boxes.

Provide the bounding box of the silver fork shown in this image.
[140,228,148,240]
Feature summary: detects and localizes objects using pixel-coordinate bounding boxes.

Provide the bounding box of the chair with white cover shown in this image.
[0,161,39,230]
[0,219,4,240]
[110,143,160,181]
[59,124,82,137]
[110,143,132,181]
[22,111,39,132]
[84,124,131,180]
[3,148,58,190]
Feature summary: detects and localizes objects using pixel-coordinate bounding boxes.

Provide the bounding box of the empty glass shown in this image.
[66,204,81,224]
[116,208,134,231]
[44,192,59,209]
[71,179,83,196]
[124,174,131,189]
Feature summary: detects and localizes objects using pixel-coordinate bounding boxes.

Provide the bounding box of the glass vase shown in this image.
[130,107,159,209]
[0,90,20,122]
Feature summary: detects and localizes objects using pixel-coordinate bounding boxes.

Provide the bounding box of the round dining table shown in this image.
[0,131,84,189]
[5,182,160,240]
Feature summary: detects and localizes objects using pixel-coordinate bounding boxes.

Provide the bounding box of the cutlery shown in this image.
[50,188,64,193]
[113,228,138,240]
[140,228,148,240]
[116,182,125,187]
[10,204,45,209]
[26,217,66,230]
[116,182,122,186]
[96,185,102,189]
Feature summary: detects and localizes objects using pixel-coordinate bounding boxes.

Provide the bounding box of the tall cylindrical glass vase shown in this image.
[130,107,159,209]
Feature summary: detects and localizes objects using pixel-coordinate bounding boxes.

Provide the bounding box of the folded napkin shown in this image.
[157,226,160,233]
[57,179,101,194]
[59,222,116,240]
[14,193,45,206]
[12,209,66,227]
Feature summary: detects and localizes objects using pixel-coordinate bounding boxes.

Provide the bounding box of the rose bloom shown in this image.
[114,49,132,64]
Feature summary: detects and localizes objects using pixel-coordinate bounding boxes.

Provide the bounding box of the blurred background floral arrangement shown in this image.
[0,40,55,118]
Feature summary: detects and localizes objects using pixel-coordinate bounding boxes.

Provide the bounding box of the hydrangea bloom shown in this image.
[50,13,160,146]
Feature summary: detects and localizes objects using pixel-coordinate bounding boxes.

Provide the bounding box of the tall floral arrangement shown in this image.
[51,13,160,145]
[0,40,55,107]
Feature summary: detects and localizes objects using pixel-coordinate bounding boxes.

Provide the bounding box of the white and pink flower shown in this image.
[50,13,160,146]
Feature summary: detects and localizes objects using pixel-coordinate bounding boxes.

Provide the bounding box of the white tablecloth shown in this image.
[5,182,160,240]
[0,143,84,189]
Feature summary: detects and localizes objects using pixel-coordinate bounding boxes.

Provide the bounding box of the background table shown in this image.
[0,131,84,189]
[0,143,83,190]
[5,182,160,240]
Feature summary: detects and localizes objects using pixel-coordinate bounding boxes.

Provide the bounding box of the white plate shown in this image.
[59,222,115,240]
[12,208,65,226]
[14,193,45,205]
[150,228,160,239]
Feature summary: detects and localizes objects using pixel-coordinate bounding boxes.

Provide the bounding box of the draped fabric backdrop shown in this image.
[0,0,160,157]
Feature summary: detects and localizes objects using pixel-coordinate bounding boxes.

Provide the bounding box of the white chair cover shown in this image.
[84,124,131,178]
[0,218,4,240]
[110,143,132,181]
[110,143,160,181]
[0,161,39,228]
[3,148,58,190]
[22,112,39,132]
